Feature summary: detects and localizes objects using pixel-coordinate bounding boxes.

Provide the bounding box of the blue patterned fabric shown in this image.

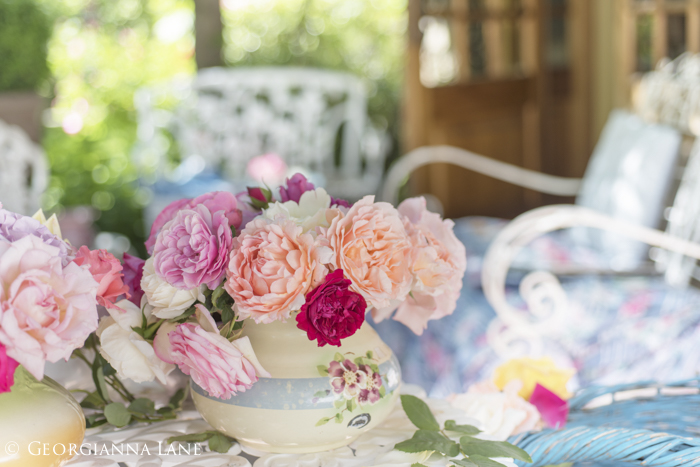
[372,216,700,398]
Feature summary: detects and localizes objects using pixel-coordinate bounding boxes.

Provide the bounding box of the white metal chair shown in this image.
[0,119,47,215]
[133,67,389,201]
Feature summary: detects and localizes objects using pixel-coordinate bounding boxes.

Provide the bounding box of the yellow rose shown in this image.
[32,209,63,239]
[493,357,575,400]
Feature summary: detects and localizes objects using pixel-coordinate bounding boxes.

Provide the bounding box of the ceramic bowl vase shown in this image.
[0,366,86,467]
[191,319,402,453]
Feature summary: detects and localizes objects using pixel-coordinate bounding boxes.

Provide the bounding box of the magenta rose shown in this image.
[296,269,366,347]
[122,253,145,306]
[331,197,351,209]
[153,204,233,290]
[145,192,242,254]
[279,173,315,203]
[0,343,19,393]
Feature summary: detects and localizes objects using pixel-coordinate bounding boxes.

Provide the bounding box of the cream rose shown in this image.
[96,299,175,384]
[262,187,336,233]
[141,257,204,319]
[448,380,541,441]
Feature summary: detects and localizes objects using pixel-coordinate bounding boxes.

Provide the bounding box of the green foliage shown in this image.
[167,430,237,453]
[397,394,533,467]
[221,0,407,164]
[0,0,51,91]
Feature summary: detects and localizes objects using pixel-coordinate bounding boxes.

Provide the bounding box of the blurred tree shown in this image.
[39,0,196,256]
[220,0,407,165]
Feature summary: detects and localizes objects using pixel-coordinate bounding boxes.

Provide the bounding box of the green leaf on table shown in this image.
[452,460,479,467]
[208,432,236,453]
[445,420,481,435]
[167,431,216,444]
[467,455,509,467]
[394,430,459,457]
[157,407,177,420]
[460,438,532,463]
[128,398,156,415]
[400,395,440,431]
[317,365,329,376]
[104,402,132,427]
[315,417,332,426]
[168,387,188,409]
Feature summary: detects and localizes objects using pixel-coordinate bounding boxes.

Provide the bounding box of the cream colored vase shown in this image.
[0,366,86,467]
[191,319,402,453]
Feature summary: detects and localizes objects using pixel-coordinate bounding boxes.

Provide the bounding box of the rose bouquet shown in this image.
[93,173,467,406]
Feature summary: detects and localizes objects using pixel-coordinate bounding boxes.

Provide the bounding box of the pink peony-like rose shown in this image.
[0,343,19,393]
[122,253,145,306]
[296,269,366,347]
[0,236,99,380]
[153,204,233,290]
[225,217,332,323]
[392,197,467,335]
[279,173,315,203]
[74,246,130,310]
[328,359,367,399]
[168,305,269,399]
[318,196,412,316]
[357,364,383,405]
[145,192,242,254]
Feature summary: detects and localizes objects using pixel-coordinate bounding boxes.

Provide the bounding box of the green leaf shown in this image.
[315,417,332,426]
[412,464,428,467]
[334,412,344,423]
[460,438,532,463]
[167,306,197,323]
[317,365,329,376]
[467,456,508,467]
[370,364,380,374]
[128,398,156,415]
[167,432,216,444]
[379,385,386,397]
[400,395,440,431]
[347,398,357,412]
[354,356,364,366]
[168,387,188,409]
[143,320,163,340]
[313,390,329,398]
[452,460,478,467]
[104,402,132,427]
[221,306,235,325]
[98,354,116,377]
[208,433,236,453]
[80,391,106,410]
[366,350,374,359]
[445,420,481,435]
[334,399,345,409]
[211,282,226,308]
[91,360,111,404]
[394,430,459,456]
[334,352,345,362]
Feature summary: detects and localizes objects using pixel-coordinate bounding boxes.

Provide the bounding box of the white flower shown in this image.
[96,299,175,384]
[448,381,540,441]
[141,257,204,319]
[262,187,334,233]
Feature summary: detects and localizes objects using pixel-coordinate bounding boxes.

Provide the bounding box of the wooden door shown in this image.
[404,0,594,219]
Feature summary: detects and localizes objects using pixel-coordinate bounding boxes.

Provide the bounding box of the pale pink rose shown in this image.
[318,196,412,316]
[168,305,269,399]
[392,197,467,335]
[74,246,130,310]
[145,192,242,254]
[448,380,540,440]
[153,204,233,290]
[246,153,288,186]
[225,218,332,323]
[0,236,99,380]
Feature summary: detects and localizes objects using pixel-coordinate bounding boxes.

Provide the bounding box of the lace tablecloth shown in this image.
[64,385,505,467]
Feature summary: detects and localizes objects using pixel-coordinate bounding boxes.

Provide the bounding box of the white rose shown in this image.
[96,299,175,384]
[448,381,540,441]
[141,257,204,318]
[263,187,334,232]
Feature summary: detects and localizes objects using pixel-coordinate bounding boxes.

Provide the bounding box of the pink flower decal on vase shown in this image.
[296,269,366,347]
[0,343,19,393]
[153,204,233,290]
[328,359,367,399]
[74,246,130,310]
[357,364,383,405]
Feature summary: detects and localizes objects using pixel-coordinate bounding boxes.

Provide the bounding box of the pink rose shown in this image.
[0,343,19,393]
[225,217,332,323]
[246,153,288,186]
[74,246,130,310]
[279,173,315,203]
[296,269,366,347]
[153,204,233,290]
[392,197,467,335]
[168,305,269,399]
[318,196,412,316]
[122,253,145,306]
[145,192,242,254]
[0,236,99,380]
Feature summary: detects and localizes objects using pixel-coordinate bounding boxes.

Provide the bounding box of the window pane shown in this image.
[667,14,686,60]
[637,14,654,71]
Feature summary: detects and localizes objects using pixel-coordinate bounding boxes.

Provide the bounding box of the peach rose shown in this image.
[0,236,99,380]
[74,246,130,310]
[318,196,412,316]
[225,218,332,323]
[392,197,467,334]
